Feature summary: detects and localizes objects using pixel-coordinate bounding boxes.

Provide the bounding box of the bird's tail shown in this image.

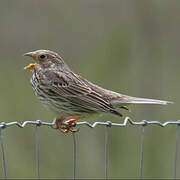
[112,96,173,105]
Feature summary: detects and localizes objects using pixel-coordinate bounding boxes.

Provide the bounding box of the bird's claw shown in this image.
[54,115,81,133]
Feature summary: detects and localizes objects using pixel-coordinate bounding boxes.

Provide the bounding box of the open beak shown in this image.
[23,52,36,58]
[23,52,36,70]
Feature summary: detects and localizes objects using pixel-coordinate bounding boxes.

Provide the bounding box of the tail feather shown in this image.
[112,96,173,105]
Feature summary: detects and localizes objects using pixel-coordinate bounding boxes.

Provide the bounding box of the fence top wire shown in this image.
[0,117,180,129]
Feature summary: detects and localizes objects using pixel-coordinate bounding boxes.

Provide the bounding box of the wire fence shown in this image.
[0,117,180,179]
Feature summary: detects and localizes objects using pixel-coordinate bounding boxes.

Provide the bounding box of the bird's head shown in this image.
[23,50,66,70]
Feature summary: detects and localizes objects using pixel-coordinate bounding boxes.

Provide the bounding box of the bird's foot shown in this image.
[54,115,81,133]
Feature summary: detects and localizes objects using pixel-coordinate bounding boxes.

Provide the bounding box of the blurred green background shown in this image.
[0,0,179,178]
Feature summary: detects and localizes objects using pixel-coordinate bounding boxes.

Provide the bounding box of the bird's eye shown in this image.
[39,54,46,60]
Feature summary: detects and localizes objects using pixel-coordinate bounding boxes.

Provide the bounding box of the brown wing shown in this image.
[42,70,122,116]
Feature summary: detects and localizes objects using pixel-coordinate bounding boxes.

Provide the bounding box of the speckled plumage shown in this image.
[24,50,172,118]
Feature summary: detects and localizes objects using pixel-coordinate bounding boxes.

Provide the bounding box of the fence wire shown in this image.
[0,116,179,179]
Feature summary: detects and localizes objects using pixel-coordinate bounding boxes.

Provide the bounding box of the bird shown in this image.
[24,49,172,132]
